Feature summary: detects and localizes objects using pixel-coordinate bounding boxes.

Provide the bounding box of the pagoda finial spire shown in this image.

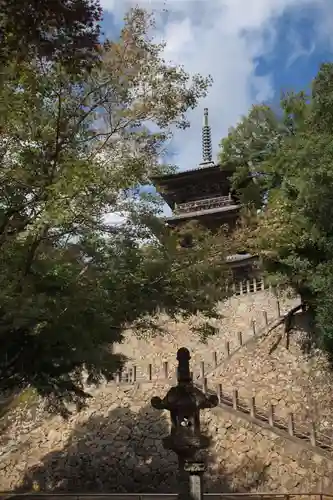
[201,108,213,164]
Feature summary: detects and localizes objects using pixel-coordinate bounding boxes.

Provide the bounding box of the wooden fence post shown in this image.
[213,351,218,368]
[225,341,230,356]
[252,320,256,336]
[276,298,281,318]
[310,421,316,446]
[200,361,205,386]
[288,413,295,436]
[203,377,208,394]
[148,364,152,381]
[232,389,238,410]
[132,365,137,382]
[263,311,268,331]
[250,396,256,418]
[163,361,168,379]
[268,404,275,426]
[238,331,243,346]
[217,384,223,403]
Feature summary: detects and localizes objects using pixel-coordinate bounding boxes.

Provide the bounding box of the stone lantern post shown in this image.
[151,347,218,500]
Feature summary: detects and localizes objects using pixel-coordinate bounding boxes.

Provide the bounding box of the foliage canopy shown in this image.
[0,5,231,413]
[219,63,333,357]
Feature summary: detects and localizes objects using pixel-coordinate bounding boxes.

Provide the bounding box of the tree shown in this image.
[0,0,103,72]
[0,6,229,413]
[219,95,309,208]
[218,63,333,358]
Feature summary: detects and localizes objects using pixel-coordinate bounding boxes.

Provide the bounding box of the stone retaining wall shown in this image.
[1,381,333,494]
[115,288,299,380]
[4,287,332,495]
[208,314,333,434]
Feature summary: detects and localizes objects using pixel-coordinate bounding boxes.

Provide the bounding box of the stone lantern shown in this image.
[151,347,218,500]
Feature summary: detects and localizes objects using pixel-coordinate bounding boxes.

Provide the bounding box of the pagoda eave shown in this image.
[151,164,234,183]
[152,164,235,209]
[226,254,258,268]
[165,204,240,225]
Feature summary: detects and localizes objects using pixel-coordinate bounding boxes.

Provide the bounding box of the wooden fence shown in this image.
[111,301,286,385]
[227,276,269,296]
[201,382,333,454]
[108,360,333,456]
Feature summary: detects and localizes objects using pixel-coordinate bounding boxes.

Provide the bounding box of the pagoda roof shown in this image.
[226,253,258,269]
[226,253,254,263]
[152,163,233,183]
[152,163,234,209]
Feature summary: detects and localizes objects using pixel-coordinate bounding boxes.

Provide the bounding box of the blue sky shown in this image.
[101,0,333,175]
[102,2,333,99]
[257,7,333,101]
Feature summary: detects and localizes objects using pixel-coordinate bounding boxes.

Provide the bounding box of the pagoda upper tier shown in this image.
[152,163,240,230]
[151,108,258,278]
[152,108,242,230]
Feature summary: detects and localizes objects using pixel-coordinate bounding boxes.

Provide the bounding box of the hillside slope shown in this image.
[114,288,299,379]
[207,310,333,435]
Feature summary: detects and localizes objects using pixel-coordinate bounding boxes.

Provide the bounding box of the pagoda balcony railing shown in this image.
[174,195,234,215]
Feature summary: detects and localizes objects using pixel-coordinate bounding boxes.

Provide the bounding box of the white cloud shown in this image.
[101,0,332,176]
[286,37,316,69]
[104,212,127,225]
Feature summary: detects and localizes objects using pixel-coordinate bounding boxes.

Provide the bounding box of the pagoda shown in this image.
[151,108,257,279]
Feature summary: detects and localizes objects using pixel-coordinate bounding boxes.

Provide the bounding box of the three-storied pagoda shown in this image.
[151,108,257,279]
